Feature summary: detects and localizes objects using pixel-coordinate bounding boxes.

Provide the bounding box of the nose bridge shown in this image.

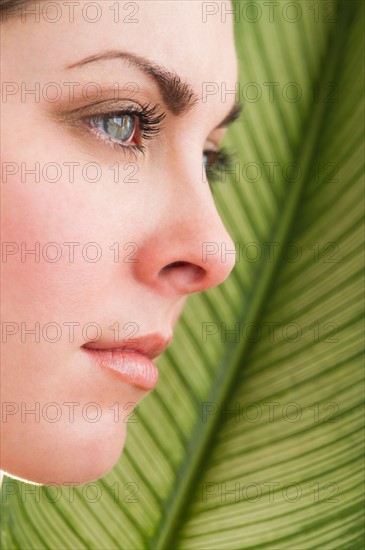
[166,150,231,244]
[133,164,236,294]
[162,158,235,256]
[180,188,231,260]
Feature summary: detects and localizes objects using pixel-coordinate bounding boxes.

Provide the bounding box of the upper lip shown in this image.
[82,333,172,361]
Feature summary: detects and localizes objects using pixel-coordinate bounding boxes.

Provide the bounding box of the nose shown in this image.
[134,171,236,296]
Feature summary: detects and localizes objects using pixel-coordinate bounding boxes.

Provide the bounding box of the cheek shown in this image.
[1,140,133,321]
[0,143,147,484]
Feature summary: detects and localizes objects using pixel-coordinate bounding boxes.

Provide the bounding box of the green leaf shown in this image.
[1,0,364,548]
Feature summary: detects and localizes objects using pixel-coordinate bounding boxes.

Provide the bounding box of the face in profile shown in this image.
[1,0,238,485]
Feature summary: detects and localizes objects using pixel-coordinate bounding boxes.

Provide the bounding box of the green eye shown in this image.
[92,114,136,143]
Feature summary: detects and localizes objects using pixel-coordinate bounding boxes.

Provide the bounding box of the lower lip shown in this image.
[83,349,159,391]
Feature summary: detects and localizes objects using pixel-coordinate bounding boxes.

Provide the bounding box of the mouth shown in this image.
[81,334,172,391]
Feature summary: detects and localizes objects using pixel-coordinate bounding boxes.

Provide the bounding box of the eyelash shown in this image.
[86,102,233,179]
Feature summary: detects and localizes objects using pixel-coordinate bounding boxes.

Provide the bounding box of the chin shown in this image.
[1,413,127,486]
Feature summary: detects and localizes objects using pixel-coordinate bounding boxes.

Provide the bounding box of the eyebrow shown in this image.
[66,50,243,127]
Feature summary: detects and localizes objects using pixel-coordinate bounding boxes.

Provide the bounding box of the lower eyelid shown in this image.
[90,124,148,161]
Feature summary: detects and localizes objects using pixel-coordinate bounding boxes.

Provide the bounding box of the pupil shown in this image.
[105,115,135,141]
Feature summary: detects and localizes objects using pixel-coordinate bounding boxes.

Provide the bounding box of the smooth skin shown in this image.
[0,0,238,485]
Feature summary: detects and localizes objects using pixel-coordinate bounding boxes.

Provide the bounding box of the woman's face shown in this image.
[1,0,237,484]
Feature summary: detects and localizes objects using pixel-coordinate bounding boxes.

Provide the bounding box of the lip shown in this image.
[82,334,172,391]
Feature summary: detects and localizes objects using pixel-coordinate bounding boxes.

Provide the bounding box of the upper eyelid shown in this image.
[52,84,242,128]
[53,99,158,125]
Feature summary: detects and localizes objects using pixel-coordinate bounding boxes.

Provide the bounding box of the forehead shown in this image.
[2,0,237,97]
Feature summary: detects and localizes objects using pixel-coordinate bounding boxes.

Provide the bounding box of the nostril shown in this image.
[159,261,206,289]
[163,261,191,270]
